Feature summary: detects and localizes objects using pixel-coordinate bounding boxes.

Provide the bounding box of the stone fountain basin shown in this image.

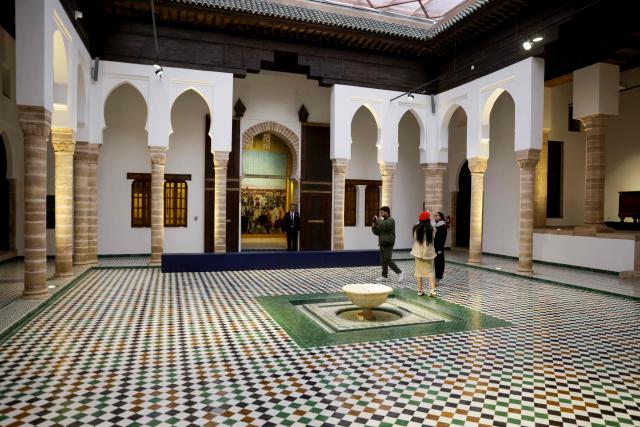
[342,283,394,308]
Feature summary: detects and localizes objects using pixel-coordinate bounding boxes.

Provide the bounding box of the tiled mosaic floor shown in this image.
[0,262,639,426]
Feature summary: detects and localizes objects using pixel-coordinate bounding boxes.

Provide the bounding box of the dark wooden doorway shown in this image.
[300,123,332,251]
[456,160,471,248]
[0,136,9,250]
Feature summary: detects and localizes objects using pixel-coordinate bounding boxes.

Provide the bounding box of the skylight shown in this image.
[311,0,468,22]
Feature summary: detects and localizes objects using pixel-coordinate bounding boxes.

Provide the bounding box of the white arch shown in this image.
[480,87,514,142]
[101,81,149,133]
[52,30,68,106]
[398,108,425,157]
[440,104,467,155]
[168,87,214,139]
[102,82,149,133]
[351,104,381,149]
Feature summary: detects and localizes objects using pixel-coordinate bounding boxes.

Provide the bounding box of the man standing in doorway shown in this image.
[372,206,403,282]
[284,203,300,251]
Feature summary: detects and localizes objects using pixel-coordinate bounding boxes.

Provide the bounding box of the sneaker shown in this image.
[429,290,437,297]
[417,290,424,296]
[375,276,387,283]
[397,272,404,282]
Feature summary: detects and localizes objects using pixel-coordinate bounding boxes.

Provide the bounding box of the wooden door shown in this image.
[226,119,240,252]
[300,123,332,251]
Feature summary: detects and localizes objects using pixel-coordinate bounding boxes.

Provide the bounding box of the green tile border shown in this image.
[256,288,511,348]
[447,259,640,301]
[0,269,94,345]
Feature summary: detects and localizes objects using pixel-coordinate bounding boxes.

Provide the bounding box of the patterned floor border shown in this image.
[447,259,640,302]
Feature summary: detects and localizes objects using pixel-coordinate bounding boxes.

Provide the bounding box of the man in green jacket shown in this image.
[372,206,404,282]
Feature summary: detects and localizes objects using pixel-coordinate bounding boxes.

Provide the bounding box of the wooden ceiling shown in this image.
[58,0,640,93]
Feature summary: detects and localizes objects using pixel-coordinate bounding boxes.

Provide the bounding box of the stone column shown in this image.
[516,149,540,274]
[73,142,90,265]
[378,162,396,209]
[467,157,488,264]
[51,128,76,277]
[533,130,549,228]
[332,158,349,250]
[86,144,100,264]
[19,106,51,298]
[149,147,167,265]
[422,163,447,213]
[213,151,229,253]
[575,114,611,235]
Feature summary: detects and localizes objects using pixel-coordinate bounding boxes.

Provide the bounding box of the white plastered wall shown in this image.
[94,61,233,254]
[331,85,428,250]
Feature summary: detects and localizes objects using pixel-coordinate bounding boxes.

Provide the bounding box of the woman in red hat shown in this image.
[410,211,437,296]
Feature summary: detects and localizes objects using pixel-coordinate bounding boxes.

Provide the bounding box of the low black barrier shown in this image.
[161,250,380,272]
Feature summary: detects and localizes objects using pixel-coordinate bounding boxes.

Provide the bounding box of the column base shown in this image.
[620,270,640,280]
[467,258,482,265]
[22,289,49,299]
[54,271,74,278]
[573,224,614,236]
[148,260,162,266]
[517,267,534,275]
[73,260,95,266]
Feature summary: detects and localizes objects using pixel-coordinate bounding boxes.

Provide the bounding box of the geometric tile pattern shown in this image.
[0,262,639,426]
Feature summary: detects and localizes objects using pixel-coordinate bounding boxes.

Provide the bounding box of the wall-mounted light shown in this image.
[532,35,544,42]
[154,63,164,77]
[74,10,83,20]
[522,40,533,51]
[407,93,415,101]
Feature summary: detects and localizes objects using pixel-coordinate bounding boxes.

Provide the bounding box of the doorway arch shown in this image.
[240,128,295,250]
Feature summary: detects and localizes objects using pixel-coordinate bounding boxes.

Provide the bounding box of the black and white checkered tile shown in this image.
[0,262,638,426]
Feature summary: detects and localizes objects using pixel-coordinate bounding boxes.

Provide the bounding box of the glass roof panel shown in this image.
[316,0,468,21]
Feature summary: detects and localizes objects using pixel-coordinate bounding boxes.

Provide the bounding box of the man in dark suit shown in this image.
[284,203,300,251]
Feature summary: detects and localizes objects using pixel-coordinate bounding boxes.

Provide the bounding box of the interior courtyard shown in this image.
[0,0,639,425]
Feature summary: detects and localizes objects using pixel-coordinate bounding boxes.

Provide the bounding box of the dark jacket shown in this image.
[284,211,300,232]
[434,223,447,253]
[372,217,396,246]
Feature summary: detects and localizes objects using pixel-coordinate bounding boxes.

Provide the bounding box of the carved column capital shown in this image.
[467,157,488,174]
[378,162,396,177]
[332,158,349,175]
[578,113,609,131]
[516,149,540,170]
[150,147,167,166]
[213,151,230,169]
[51,128,76,153]
[18,105,51,137]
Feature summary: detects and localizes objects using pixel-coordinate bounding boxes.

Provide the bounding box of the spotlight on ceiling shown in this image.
[522,40,533,51]
[154,63,164,77]
[407,93,414,101]
[532,35,544,43]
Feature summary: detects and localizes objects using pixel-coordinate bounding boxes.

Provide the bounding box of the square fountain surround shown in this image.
[256,289,511,348]
[299,299,447,332]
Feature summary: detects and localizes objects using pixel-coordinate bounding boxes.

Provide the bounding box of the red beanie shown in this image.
[419,211,430,221]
